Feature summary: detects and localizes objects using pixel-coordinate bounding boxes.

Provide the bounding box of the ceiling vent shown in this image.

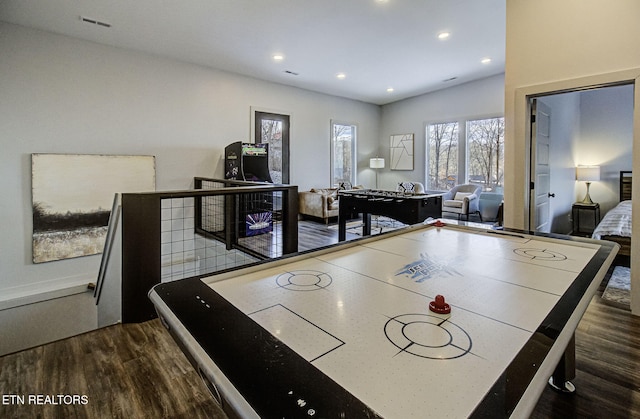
[80,16,112,28]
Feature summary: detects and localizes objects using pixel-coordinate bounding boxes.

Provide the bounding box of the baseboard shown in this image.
[0,278,93,311]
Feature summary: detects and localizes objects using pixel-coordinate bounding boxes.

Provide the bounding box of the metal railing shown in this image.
[121,179,298,322]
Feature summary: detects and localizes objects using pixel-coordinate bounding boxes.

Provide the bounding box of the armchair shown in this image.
[442,184,483,221]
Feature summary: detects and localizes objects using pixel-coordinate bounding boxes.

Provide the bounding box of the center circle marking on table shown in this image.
[276,270,333,291]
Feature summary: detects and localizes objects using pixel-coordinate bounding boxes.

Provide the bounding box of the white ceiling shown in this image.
[0,0,506,105]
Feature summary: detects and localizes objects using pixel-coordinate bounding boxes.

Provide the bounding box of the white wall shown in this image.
[378,74,505,190]
[577,85,634,214]
[0,289,96,356]
[505,0,640,314]
[0,22,380,350]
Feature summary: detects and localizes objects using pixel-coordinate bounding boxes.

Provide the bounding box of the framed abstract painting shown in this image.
[390,133,414,170]
[31,154,156,263]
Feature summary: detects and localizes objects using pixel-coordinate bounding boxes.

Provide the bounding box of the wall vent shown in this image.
[80,16,112,28]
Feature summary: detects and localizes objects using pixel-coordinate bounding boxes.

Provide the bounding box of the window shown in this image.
[331,122,357,186]
[427,122,458,190]
[254,111,290,184]
[426,116,504,192]
[467,117,504,192]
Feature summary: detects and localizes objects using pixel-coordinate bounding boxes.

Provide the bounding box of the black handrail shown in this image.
[121,178,298,323]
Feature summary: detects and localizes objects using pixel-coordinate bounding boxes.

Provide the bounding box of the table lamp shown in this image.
[370,157,385,189]
[576,165,600,204]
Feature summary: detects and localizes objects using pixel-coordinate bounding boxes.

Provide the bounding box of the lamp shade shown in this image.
[370,157,385,169]
[576,166,600,182]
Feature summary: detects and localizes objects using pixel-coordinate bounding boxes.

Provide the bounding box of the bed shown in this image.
[592,171,632,256]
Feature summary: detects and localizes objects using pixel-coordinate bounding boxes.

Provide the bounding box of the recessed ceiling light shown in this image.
[336,73,346,79]
[386,87,394,93]
[481,57,492,64]
[272,54,284,61]
[438,32,450,40]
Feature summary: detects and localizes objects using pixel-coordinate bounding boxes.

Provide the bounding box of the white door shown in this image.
[530,99,553,233]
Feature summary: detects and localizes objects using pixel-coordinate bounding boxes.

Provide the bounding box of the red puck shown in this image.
[432,220,447,227]
[429,294,451,314]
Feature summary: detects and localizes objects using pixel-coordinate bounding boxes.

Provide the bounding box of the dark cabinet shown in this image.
[572,203,600,236]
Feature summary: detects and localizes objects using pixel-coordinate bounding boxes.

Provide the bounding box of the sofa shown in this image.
[299,188,340,223]
[299,185,363,223]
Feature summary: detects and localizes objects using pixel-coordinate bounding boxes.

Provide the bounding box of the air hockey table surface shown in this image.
[149,222,618,418]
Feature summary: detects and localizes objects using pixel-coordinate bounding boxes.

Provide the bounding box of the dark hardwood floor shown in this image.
[1,220,638,418]
[531,288,640,418]
[0,319,225,419]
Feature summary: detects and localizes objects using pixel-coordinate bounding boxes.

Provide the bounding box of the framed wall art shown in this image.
[390,133,414,170]
[31,153,156,263]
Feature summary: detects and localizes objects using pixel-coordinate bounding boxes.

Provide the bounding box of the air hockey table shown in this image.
[149,221,618,418]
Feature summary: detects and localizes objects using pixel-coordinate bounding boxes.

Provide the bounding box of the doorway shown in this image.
[528,84,634,236]
[514,69,640,314]
[515,79,640,315]
[253,110,290,184]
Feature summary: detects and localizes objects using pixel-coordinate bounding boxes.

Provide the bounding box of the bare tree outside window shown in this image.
[261,119,283,183]
[427,122,458,190]
[255,111,289,184]
[331,122,356,186]
[467,117,504,192]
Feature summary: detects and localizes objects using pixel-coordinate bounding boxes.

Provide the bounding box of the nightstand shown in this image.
[572,203,600,236]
